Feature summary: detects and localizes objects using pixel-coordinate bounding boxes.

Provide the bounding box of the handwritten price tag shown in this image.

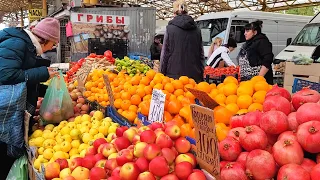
[148,89,166,123]
[103,74,115,107]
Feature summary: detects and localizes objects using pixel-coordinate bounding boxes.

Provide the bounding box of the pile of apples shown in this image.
[68,84,90,119]
[44,122,207,180]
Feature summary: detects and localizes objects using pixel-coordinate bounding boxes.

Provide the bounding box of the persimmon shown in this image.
[168,100,182,115]
[163,111,173,122]
[180,123,192,137]
[214,106,233,125]
[215,123,230,142]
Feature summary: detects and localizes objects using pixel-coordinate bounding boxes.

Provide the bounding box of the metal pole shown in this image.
[42,0,47,17]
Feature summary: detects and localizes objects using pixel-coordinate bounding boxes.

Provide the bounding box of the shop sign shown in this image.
[28,9,43,22]
[71,12,130,25]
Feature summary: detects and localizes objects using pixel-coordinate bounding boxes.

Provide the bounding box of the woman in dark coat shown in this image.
[0,18,60,178]
[160,0,205,83]
[237,20,274,84]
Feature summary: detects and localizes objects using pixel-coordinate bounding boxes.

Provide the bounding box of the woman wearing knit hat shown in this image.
[160,0,205,82]
[0,17,60,178]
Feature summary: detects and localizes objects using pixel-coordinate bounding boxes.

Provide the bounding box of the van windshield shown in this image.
[196,18,229,46]
[291,23,320,46]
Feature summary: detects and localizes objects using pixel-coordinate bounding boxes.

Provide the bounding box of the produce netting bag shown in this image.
[39,71,74,125]
[6,155,28,180]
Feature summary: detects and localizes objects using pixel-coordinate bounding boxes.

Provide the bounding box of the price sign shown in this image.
[77,63,91,93]
[148,89,166,123]
[190,104,220,179]
[103,74,115,107]
[186,88,219,109]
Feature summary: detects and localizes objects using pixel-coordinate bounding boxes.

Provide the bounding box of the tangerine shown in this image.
[167,100,182,115]
[131,94,142,106]
[144,86,153,95]
[154,83,164,90]
[225,95,238,104]
[237,95,253,109]
[163,111,173,122]
[248,103,263,112]
[121,92,131,100]
[140,77,151,86]
[146,70,156,80]
[252,91,267,104]
[114,99,122,109]
[214,106,233,124]
[223,83,238,96]
[224,76,238,85]
[136,88,146,98]
[197,82,211,93]
[179,76,189,85]
[140,101,150,116]
[254,81,269,92]
[172,80,184,90]
[121,100,131,110]
[174,89,184,96]
[180,123,192,137]
[164,83,175,93]
[128,105,138,112]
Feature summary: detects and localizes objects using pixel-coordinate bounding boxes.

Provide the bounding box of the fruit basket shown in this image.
[292,78,320,93]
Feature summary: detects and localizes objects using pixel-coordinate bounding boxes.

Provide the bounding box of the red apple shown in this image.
[175,154,196,168]
[186,153,197,167]
[116,126,129,137]
[135,157,149,172]
[105,158,119,175]
[90,167,107,180]
[93,138,108,150]
[45,162,60,180]
[95,159,107,168]
[69,157,83,171]
[149,156,170,177]
[165,121,178,129]
[120,162,141,180]
[175,162,193,180]
[174,137,191,153]
[134,142,148,158]
[156,134,173,148]
[55,158,68,170]
[86,146,97,156]
[160,174,179,180]
[132,135,141,145]
[140,130,156,144]
[114,137,131,151]
[123,128,138,142]
[161,148,176,165]
[143,144,161,161]
[137,126,150,134]
[94,153,105,162]
[82,155,96,169]
[72,167,90,180]
[137,172,156,180]
[116,149,134,166]
[165,125,181,140]
[101,143,117,158]
[154,129,166,137]
[111,167,121,178]
[150,122,164,131]
[187,171,206,180]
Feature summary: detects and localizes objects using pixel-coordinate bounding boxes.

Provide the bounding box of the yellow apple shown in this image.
[94,133,105,139]
[108,153,118,160]
[108,126,117,134]
[78,143,89,152]
[82,133,93,144]
[81,114,91,122]
[89,128,99,136]
[45,124,55,131]
[60,141,72,153]
[43,148,55,160]
[60,127,71,136]
[71,140,81,149]
[70,129,81,140]
[59,168,71,179]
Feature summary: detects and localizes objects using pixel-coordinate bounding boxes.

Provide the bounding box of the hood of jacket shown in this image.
[169,14,197,30]
[250,33,268,42]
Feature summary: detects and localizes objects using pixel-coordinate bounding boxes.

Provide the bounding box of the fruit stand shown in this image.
[25,51,320,180]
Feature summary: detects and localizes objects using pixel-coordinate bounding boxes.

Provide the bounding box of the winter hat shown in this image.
[173,0,188,14]
[32,17,60,43]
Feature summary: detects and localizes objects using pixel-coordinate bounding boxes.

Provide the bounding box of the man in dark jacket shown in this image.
[160,0,205,83]
[150,36,162,60]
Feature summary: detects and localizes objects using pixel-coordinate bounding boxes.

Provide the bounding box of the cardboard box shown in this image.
[284,85,293,94]
[284,74,320,86]
[285,62,320,77]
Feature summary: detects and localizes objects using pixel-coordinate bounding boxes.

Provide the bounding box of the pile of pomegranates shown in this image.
[224,86,320,180]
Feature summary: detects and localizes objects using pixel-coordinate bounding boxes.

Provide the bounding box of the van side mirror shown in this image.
[287,38,292,46]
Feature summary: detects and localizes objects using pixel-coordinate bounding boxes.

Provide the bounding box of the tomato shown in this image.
[104,50,113,59]
[88,53,97,58]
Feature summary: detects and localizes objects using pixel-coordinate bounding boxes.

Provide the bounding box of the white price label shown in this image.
[148,89,166,123]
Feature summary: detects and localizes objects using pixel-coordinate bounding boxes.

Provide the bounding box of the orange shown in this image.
[254,81,269,92]
[153,76,163,84]
[128,105,138,112]
[209,83,217,90]
[121,92,131,100]
[214,94,227,105]
[121,100,131,110]
[196,82,211,93]
[214,106,233,125]
[131,76,141,85]
[248,103,263,112]
[185,91,195,100]
[136,88,146,98]
[108,73,117,82]
[174,89,184,97]
[97,82,104,89]
[118,109,123,114]
[237,85,254,96]
[126,111,136,122]
[180,97,191,106]
[114,99,122,109]
[144,86,153,95]
[224,76,238,85]
[167,100,182,115]
[127,86,137,96]
[131,94,142,106]
[237,95,253,109]
[140,101,150,116]
[225,103,240,115]
[252,91,267,104]
[216,123,230,142]
[250,76,266,84]
[180,123,192,137]
[179,76,190,85]
[83,91,92,98]
[143,95,152,101]
[172,80,184,90]
[163,111,173,122]
[225,95,238,104]
[146,70,156,80]
[209,89,219,99]
[162,77,171,86]
[140,77,151,86]
[114,93,121,99]
[154,83,164,90]
[179,105,192,124]
[223,83,238,96]
[164,83,175,93]
[237,109,248,115]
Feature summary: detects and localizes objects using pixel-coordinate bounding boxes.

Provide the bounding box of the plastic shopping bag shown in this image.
[40,71,74,125]
[6,155,28,180]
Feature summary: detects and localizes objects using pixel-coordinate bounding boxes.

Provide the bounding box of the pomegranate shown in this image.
[220,162,247,180]
[246,150,276,180]
[277,164,311,180]
[297,121,320,153]
[278,131,298,142]
[266,84,292,101]
[220,161,230,171]
[296,103,320,124]
[292,87,320,110]
[260,110,288,134]
[266,133,279,145]
[236,152,249,168]
[311,164,320,180]
[227,127,245,141]
[265,144,273,154]
[287,112,299,131]
[317,154,320,164]
[272,139,304,166]
[301,158,317,172]
[230,115,245,128]
[239,125,268,151]
[263,95,291,115]
[242,111,262,127]
[218,137,242,161]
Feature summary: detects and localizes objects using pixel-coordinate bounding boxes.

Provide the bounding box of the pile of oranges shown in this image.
[81,68,270,141]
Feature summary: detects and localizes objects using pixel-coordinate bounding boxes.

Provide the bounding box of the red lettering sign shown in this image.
[116,17,124,24]
[77,13,83,21]
[87,14,93,22]
[96,15,103,23]
[107,16,113,23]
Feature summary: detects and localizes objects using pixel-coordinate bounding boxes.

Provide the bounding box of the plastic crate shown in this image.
[106,106,135,127]
[292,78,320,93]
[204,74,239,84]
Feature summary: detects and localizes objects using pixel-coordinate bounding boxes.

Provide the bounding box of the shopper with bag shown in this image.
[0,17,60,179]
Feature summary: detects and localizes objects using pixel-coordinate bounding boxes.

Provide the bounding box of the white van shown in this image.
[196,11,311,65]
[275,12,320,62]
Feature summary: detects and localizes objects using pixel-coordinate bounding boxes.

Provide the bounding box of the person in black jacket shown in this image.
[160,0,205,83]
[237,20,274,84]
[150,36,162,60]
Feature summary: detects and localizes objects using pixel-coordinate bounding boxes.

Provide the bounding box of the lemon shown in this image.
[45,124,55,131]
[93,111,104,121]
[38,147,44,155]
[82,133,93,144]
[60,141,72,153]
[89,128,99,136]
[60,127,71,136]
[31,130,43,138]
[43,148,54,160]
[69,148,79,157]
[81,114,91,122]
[71,140,81,149]
[78,143,89,152]
[34,137,45,147]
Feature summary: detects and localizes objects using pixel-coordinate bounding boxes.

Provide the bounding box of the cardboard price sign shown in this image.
[190,104,220,179]
[103,74,115,106]
[77,64,91,93]
[148,89,166,123]
[186,88,219,109]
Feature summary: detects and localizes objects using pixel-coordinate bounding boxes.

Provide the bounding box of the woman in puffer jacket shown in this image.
[0,17,60,178]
